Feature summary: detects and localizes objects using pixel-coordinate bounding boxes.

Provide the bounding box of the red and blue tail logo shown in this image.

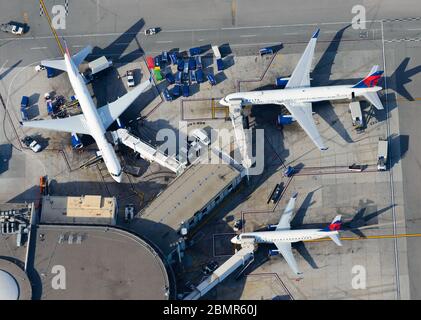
[353,70,384,88]
[322,215,342,232]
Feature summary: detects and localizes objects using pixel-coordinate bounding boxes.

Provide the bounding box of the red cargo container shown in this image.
[146,56,154,69]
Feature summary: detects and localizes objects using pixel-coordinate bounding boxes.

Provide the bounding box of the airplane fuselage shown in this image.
[220,85,381,106]
[64,54,123,182]
[232,228,339,244]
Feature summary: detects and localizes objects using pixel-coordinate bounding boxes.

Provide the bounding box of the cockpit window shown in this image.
[111,170,122,177]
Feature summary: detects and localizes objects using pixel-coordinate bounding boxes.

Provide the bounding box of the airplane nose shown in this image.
[230,236,238,244]
[112,174,123,183]
[219,97,229,106]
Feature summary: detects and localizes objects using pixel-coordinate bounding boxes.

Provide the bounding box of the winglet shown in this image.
[312,28,320,39]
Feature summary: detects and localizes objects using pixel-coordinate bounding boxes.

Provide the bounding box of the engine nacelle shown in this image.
[277,114,296,125]
[71,132,83,150]
[275,77,290,88]
[268,249,280,256]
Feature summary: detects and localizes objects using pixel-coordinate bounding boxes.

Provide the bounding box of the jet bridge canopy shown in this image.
[112,128,185,175]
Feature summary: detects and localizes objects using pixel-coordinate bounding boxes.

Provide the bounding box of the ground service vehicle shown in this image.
[377,138,388,171]
[1,22,24,35]
[126,70,135,87]
[22,136,41,153]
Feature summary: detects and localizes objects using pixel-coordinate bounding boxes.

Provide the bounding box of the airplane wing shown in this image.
[98,78,151,129]
[283,101,327,150]
[21,114,90,135]
[274,242,302,275]
[275,192,298,230]
[285,29,320,89]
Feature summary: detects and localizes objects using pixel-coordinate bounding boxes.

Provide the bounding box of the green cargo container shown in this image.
[154,69,163,81]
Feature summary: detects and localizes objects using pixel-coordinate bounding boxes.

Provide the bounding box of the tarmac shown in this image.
[1,0,421,300]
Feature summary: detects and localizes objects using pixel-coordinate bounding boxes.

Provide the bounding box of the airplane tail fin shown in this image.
[352,65,384,89]
[323,215,342,231]
[322,215,342,246]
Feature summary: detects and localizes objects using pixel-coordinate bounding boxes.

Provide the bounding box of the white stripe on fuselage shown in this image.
[64,54,122,182]
[223,85,381,105]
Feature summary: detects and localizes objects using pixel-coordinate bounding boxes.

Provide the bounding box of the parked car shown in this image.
[22,136,41,153]
[126,70,135,87]
[35,65,45,72]
[154,55,161,67]
[195,69,205,83]
[1,22,25,35]
[144,27,158,35]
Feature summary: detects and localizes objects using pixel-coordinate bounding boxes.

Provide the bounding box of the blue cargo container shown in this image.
[190,70,196,82]
[46,67,55,78]
[195,69,204,83]
[277,114,294,125]
[71,133,83,149]
[195,56,202,69]
[161,51,168,63]
[177,59,184,72]
[188,57,196,70]
[169,52,178,65]
[154,55,161,67]
[46,100,54,114]
[182,83,189,97]
[163,88,173,101]
[165,72,175,84]
[216,58,224,71]
[275,77,289,87]
[20,108,28,121]
[175,71,182,84]
[189,47,201,56]
[20,96,29,109]
[207,73,216,86]
[172,84,181,97]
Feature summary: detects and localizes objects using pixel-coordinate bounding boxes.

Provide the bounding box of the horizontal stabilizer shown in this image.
[362,92,384,110]
[41,59,67,72]
[328,233,342,246]
[72,45,93,66]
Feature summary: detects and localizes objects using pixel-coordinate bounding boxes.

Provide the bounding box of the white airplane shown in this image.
[231,192,342,275]
[220,29,384,150]
[21,44,151,182]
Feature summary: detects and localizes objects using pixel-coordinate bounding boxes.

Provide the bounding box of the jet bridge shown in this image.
[111,128,185,175]
[184,241,256,300]
[228,101,254,170]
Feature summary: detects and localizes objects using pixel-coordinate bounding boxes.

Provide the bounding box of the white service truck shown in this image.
[349,101,363,129]
[377,138,388,171]
[89,56,113,75]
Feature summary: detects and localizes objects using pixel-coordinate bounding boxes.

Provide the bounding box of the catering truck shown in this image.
[88,56,112,76]
[377,138,388,171]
